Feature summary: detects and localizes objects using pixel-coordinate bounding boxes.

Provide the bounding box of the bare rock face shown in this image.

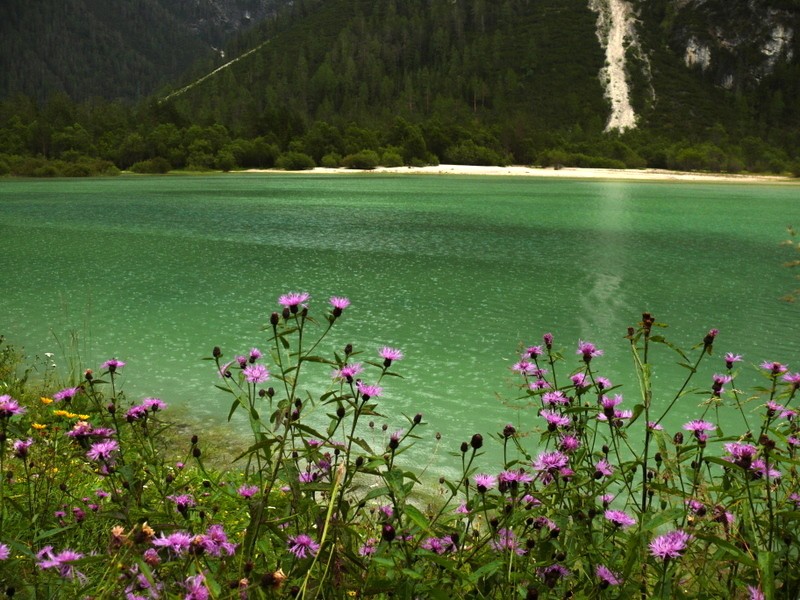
[659,0,796,90]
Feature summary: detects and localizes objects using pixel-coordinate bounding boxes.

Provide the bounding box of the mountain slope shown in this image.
[0,0,288,102]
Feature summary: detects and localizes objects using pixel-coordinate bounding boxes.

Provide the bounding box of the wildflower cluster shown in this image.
[0,300,796,599]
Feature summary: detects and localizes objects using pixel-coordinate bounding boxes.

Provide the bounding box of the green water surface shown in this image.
[0,174,797,474]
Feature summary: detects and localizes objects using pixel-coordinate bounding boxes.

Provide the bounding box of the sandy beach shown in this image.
[246,164,796,184]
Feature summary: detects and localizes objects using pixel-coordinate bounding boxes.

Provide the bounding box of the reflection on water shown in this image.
[0,174,797,476]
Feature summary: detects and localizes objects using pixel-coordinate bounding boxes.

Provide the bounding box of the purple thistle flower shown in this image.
[12,438,34,459]
[783,372,800,387]
[649,530,692,560]
[243,363,269,383]
[513,360,536,375]
[379,347,404,366]
[0,544,9,561]
[723,442,758,469]
[333,362,363,381]
[596,564,623,586]
[647,421,664,431]
[724,353,743,369]
[529,378,551,390]
[142,397,166,412]
[526,345,544,358]
[53,387,79,402]
[199,524,237,557]
[36,546,85,580]
[543,332,554,348]
[125,405,148,422]
[532,450,569,474]
[238,484,259,498]
[0,395,25,419]
[248,347,262,362]
[357,383,382,400]
[761,361,789,375]
[287,533,320,559]
[712,373,733,395]
[329,297,350,317]
[542,390,569,405]
[359,538,378,556]
[498,469,533,492]
[751,458,781,480]
[490,528,525,555]
[559,434,581,453]
[153,532,193,555]
[540,409,571,429]
[570,372,590,389]
[421,535,457,555]
[577,340,603,362]
[594,459,614,477]
[278,292,310,309]
[600,394,623,419]
[100,358,126,372]
[533,451,569,472]
[167,494,196,512]
[685,499,705,514]
[599,493,615,507]
[184,573,209,600]
[596,376,613,390]
[748,586,765,600]
[473,473,497,493]
[86,439,119,462]
[298,471,316,483]
[683,420,716,435]
[605,509,636,528]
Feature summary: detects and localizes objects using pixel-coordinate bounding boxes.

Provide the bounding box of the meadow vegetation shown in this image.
[0,296,797,599]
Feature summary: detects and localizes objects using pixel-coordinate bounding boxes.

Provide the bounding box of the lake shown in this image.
[0,174,797,474]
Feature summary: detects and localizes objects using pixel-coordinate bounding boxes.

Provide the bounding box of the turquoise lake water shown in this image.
[0,174,797,474]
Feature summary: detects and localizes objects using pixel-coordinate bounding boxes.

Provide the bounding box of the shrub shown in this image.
[276,151,316,170]
[320,152,342,168]
[342,149,379,170]
[380,151,403,167]
[130,157,172,174]
[444,140,509,166]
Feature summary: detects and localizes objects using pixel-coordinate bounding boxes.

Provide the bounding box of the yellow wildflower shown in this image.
[32,423,47,430]
[40,397,53,404]
[52,409,70,417]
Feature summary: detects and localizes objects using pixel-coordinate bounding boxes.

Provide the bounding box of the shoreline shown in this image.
[243,164,796,184]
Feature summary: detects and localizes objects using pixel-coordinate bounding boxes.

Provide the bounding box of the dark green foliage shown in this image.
[342,150,379,170]
[130,157,172,174]
[0,0,798,175]
[276,151,316,170]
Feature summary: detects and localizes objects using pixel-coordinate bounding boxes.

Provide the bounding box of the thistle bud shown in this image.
[470,434,483,450]
[213,346,222,358]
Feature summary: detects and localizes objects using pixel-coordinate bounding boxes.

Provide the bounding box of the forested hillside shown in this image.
[1,0,799,176]
[0,0,288,102]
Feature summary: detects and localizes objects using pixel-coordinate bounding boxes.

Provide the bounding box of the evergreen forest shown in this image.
[1,0,799,177]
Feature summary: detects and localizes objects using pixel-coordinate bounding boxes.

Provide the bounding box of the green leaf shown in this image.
[642,507,683,531]
[468,560,504,583]
[301,355,335,365]
[233,438,278,462]
[404,505,430,532]
[758,550,775,600]
[694,533,757,568]
[226,398,241,421]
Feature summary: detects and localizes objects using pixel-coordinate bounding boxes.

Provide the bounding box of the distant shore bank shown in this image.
[244,164,796,184]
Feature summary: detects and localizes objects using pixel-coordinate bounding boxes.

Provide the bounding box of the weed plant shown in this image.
[0,296,797,599]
